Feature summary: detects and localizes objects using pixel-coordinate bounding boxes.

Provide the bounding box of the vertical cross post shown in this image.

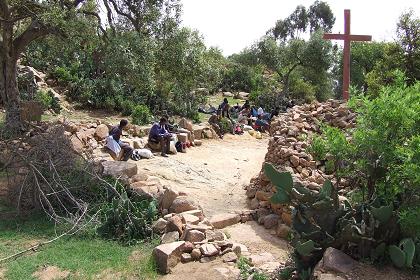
[323,10,372,100]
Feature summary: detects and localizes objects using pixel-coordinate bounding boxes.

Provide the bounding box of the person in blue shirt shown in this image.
[109,119,133,161]
[149,117,172,157]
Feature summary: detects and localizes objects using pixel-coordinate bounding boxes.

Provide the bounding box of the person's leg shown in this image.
[119,142,133,161]
[159,137,168,156]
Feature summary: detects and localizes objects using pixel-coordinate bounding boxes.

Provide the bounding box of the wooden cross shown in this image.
[323,9,372,100]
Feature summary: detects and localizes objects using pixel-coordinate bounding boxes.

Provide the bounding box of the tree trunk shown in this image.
[1,21,22,131]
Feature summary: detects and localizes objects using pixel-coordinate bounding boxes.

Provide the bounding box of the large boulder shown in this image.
[209,213,241,229]
[153,241,185,274]
[94,124,109,140]
[179,118,193,132]
[101,161,138,178]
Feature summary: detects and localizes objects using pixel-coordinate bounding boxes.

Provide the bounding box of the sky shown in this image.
[181,0,420,56]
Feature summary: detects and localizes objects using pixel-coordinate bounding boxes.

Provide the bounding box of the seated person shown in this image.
[256,114,270,132]
[208,112,223,139]
[237,106,251,124]
[107,119,133,161]
[149,117,172,157]
[241,100,250,110]
[269,107,280,121]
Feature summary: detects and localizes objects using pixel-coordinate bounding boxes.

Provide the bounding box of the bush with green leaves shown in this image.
[131,105,152,125]
[35,89,61,114]
[97,187,158,245]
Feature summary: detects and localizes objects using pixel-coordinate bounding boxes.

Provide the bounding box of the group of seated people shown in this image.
[106,117,178,161]
[207,98,279,138]
[106,99,282,161]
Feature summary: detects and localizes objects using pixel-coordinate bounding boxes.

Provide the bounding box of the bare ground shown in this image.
[135,133,268,217]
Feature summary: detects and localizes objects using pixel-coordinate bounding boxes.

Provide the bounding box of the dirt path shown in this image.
[135,133,268,217]
[135,134,293,279]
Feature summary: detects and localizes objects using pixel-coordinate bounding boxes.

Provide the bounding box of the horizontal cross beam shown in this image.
[323,34,372,41]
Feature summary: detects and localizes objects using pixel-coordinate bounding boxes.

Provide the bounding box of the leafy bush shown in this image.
[97,188,157,244]
[219,117,233,134]
[35,89,61,114]
[131,105,152,125]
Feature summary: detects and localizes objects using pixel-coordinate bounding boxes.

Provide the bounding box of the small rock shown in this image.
[152,218,168,233]
[250,198,259,210]
[320,247,355,274]
[181,213,200,225]
[263,214,279,229]
[153,241,185,274]
[185,230,205,243]
[167,215,184,235]
[206,230,225,242]
[160,188,179,210]
[248,252,275,266]
[255,191,271,201]
[181,241,194,253]
[161,231,180,244]
[191,248,202,260]
[101,161,138,178]
[209,213,241,229]
[169,197,197,213]
[290,155,300,167]
[200,256,217,263]
[222,252,238,263]
[181,253,192,263]
[200,244,219,257]
[276,224,291,239]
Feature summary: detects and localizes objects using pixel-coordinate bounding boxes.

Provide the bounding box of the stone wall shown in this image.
[245,99,356,227]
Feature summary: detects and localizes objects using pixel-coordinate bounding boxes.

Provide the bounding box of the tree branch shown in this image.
[106,0,139,32]
[12,20,50,60]
[0,0,9,18]
[80,10,108,40]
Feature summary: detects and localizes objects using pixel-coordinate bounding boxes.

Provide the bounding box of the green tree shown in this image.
[0,0,100,130]
[396,9,420,83]
[272,1,335,40]
[257,31,333,101]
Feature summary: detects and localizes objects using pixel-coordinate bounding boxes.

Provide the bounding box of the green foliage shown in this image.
[97,188,158,245]
[237,256,269,280]
[389,239,416,268]
[371,204,394,224]
[399,207,420,238]
[296,240,317,256]
[35,89,61,114]
[272,1,335,40]
[219,117,233,134]
[131,105,152,125]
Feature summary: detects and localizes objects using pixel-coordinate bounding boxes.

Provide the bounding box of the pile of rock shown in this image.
[151,187,255,273]
[246,100,356,229]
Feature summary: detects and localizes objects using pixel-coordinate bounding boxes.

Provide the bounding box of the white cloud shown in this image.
[181,0,420,56]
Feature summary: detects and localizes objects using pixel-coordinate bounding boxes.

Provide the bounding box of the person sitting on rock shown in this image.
[256,114,270,132]
[237,105,251,124]
[107,119,133,161]
[149,117,172,157]
[208,112,223,139]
